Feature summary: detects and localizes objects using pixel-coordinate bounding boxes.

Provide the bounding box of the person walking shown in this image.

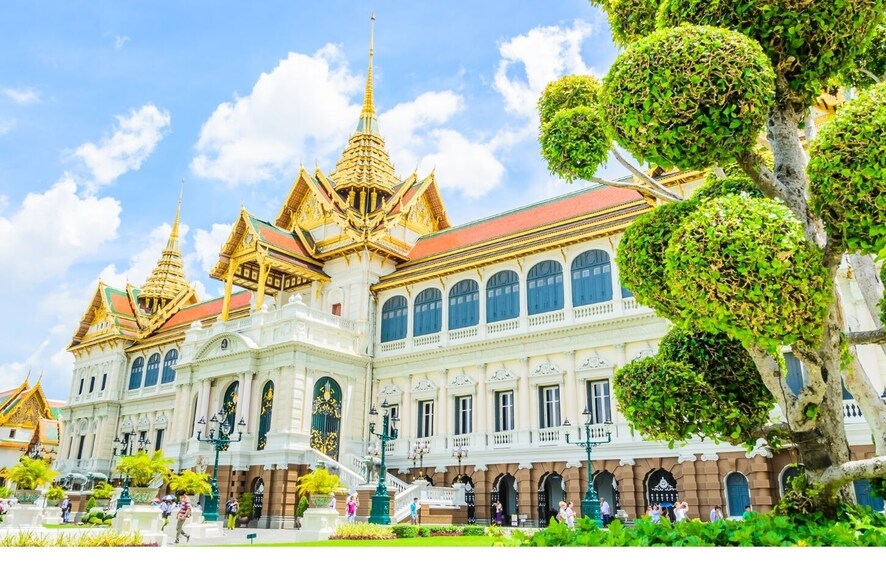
[494,501,503,526]
[159,495,174,531]
[565,501,576,528]
[674,500,689,522]
[600,497,612,526]
[410,497,420,525]
[174,491,191,544]
[224,497,239,530]
[346,494,359,523]
[650,504,662,524]
[59,496,71,524]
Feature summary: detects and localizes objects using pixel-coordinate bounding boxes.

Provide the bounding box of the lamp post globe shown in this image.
[368,400,398,524]
[196,411,246,522]
[562,408,612,527]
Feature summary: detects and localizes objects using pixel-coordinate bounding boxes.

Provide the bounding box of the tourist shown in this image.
[709,505,724,522]
[565,501,576,528]
[224,497,238,530]
[159,495,175,531]
[494,501,503,526]
[410,497,420,525]
[174,491,191,544]
[600,497,612,526]
[346,494,359,523]
[674,500,689,522]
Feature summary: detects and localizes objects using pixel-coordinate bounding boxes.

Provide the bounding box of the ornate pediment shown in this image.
[633,348,655,361]
[412,379,436,393]
[578,355,613,371]
[379,384,402,396]
[487,369,516,383]
[531,360,563,377]
[5,396,42,427]
[296,193,328,230]
[405,195,436,232]
[447,374,475,388]
[193,333,257,361]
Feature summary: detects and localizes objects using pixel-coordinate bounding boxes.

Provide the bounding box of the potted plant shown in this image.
[237,492,254,527]
[296,467,347,508]
[5,457,59,504]
[91,481,114,507]
[167,470,212,497]
[114,450,174,504]
[45,485,64,505]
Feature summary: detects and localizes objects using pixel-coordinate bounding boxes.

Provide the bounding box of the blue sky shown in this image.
[0,1,626,400]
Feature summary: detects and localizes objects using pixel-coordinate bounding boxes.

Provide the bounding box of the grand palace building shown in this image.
[55,29,886,528]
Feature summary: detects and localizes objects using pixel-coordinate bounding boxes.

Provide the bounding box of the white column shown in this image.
[609,249,624,312]
[438,370,449,442]
[401,376,413,441]
[562,253,574,322]
[197,379,211,436]
[518,358,531,438]
[476,363,488,435]
[563,351,578,425]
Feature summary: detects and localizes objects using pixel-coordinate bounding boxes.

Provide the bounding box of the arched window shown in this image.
[310,377,342,458]
[725,472,751,517]
[414,288,442,337]
[221,382,239,439]
[161,349,178,384]
[448,280,479,330]
[257,381,274,451]
[571,250,613,306]
[380,296,408,342]
[527,260,564,315]
[144,353,161,387]
[128,358,144,390]
[486,270,520,322]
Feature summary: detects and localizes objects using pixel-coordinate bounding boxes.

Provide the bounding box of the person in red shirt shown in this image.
[174,491,191,543]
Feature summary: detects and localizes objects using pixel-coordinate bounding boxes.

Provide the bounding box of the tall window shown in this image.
[154,429,164,451]
[76,436,85,459]
[161,349,178,384]
[144,353,161,387]
[455,396,473,435]
[418,400,435,438]
[527,260,564,315]
[538,385,561,429]
[495,390,515,432]
[381,296,408,342]
[128,358,144,390]
[101,373,107,391]
[138,430,148,448]
[784,352,804,395]
[257,381,274,451]
[414,288,442,337]
[88,376,95,393]
[78,379,85,395]
[586,379,612,424]
[572,250,613,306]
[486,270,520,322]
[448,280,480,330]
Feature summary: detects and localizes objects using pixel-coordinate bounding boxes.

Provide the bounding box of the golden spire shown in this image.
[329,13,399,211]
[139,182,190,315]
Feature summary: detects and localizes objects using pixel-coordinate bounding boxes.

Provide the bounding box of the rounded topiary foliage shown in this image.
[538,75,603,127]
[613,356,717,443]
[658,328,774,443]
[658,0,886,104]
[602,25,775,171]
[692,176,763,201]
[841,22,886,90]
[616,199,699,320]
[540,106,612,182]
[664,195,833,351]
[808,81,886,256]
[606,0,662,47]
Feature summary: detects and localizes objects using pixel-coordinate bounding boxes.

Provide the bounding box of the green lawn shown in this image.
[232,536,499,547]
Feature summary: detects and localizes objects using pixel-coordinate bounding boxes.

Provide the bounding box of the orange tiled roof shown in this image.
[107,290,135,317]
[159,292,252,330]
[408,186,643,261]
[252,218,312,257]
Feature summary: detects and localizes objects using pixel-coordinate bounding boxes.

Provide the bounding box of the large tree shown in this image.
[538,0,886,515]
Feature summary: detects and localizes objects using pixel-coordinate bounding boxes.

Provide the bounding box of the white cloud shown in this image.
[115,35,130,50]
[191,45,362,184]
[380,91,463,171]
[494,20,595,119]
[73,104,171,187]
[0,175,121,285]
[3,87,41,105]
[192,223,233,273]
[418,130,505,198]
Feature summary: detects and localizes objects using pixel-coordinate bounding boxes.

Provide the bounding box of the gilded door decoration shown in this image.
[220,381,239,452]
[310,377,342,459]
[257,381,274,451]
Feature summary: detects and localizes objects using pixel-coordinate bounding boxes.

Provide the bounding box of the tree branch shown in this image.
[587,175,681,204]
[818,455,886,494]
[737,151,788,201]
[846,328,886,345]
[609,146,683,203]
[861,68,882,83]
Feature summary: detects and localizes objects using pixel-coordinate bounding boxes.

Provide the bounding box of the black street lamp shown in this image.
[196,410,246,522]
[408,439,430,481]
[113,435,151,508]
[451,445,468,481]
[562,407,612,527]
[368,399,398,524]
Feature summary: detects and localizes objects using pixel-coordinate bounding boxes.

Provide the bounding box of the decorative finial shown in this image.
[170,178,184,242]
[358,13,377,130]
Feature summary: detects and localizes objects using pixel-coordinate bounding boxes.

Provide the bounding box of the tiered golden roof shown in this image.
[328,14,400,212]
[138,192,190,314]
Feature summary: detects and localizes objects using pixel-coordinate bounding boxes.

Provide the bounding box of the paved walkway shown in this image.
[172,526,300,546]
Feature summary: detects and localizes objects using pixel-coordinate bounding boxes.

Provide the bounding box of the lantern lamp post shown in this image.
[196,410,246,522]
[451,445,469,481]
[408,439,430,481]
[368,399,398,524]
[562,407,612,527]
[113,435,151,508]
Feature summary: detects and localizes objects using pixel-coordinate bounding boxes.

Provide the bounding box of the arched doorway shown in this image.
[492,474,518,526]
[455,475,476,524]
[251,477,265,521]
[779,465,801,499]
[310,377,342,459]
[594,470,619,515]
[537,472,565,526]
[725,472,750,517]
[646,469,678,521]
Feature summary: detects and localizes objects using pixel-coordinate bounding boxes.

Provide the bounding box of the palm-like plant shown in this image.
[296,468,348,497]
[5,457,59,490]
[92,482,114,499]
[167,470,212,496]
[114,450,173,487]
[46,485,65,503]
